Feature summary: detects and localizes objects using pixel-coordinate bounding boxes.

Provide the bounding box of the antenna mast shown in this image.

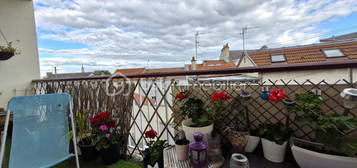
[240,26,259,51]
[195,31,199,60]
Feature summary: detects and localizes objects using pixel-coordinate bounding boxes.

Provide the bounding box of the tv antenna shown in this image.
[240,26,259,51]
[194,31,210,60]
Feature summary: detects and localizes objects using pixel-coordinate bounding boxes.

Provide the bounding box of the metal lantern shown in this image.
[230,153,249,168]
[340,88,357,109]
[189,132,208,168]
[260,87,269,100]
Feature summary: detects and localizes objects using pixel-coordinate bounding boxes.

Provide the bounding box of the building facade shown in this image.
[0,0,40,108]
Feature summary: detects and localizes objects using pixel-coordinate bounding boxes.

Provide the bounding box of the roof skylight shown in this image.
[271,54,286,63]
[322,49,345,58]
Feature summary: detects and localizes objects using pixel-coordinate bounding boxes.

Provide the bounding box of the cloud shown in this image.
[34,0,357,75]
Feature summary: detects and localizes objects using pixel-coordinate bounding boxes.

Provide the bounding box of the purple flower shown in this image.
[99,125,108,131]
[105,133,110,138]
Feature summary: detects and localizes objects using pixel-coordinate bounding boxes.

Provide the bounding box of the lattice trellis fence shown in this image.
[32,78,357,158]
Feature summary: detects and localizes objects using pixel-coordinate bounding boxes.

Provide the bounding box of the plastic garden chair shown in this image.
[0,93,80,168]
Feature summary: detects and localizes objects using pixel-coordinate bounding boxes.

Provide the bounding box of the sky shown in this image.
[34,0,357,76]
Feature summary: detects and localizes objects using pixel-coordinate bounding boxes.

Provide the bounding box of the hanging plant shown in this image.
[0,30,20,60]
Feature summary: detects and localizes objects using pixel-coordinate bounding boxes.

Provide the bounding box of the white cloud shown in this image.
[34,0,357,74]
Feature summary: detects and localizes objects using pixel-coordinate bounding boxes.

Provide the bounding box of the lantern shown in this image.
[260,87,269,100]
[189,132,208,168]
[230,153,249,168]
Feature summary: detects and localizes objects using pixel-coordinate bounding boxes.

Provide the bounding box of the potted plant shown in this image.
[91,112,120,165]
[175,129,189,161]
[141,129,169,168]
[259,123,292,163]
[0,29,20,61]
[75,109,98,161]
[176,91,213,142]
[289,92,357,168]
[244,129,260,153]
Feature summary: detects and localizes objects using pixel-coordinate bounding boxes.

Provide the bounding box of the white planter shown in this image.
[175,144,189,161]
[261,138,287,163]
[291,143,357,168]
[244,135,260,153]
[182,119,213,142]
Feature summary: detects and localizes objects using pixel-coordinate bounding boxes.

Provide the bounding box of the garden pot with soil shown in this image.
[291,137,357,168]
[78,138,98,161]
[100,143,120,165]
[262,138,288,163]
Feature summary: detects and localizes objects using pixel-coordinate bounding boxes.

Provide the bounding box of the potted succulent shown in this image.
[259,123,292,163]
[141,129,168,168]
[91,112,120,165]
[75,109,98,161]
[175,129,189,161]
[289,92,357,168]
[176,91,213,142]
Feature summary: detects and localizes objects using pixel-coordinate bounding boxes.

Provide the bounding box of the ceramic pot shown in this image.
[244,135,260,153]
[175,144,189,160]
[182,119,213,142]
[261,138,287,163]
[291,138,357,168]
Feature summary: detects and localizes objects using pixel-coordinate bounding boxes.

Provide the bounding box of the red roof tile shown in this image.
[249,40,357,66]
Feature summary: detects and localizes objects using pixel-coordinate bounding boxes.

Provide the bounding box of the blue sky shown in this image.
[33,0,357,76]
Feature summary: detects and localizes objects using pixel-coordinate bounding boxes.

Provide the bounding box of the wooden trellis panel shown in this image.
[33,78,357,158]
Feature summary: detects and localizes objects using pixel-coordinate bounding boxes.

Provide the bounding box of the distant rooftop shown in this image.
[45,72,93,79]
[320,32,357,42]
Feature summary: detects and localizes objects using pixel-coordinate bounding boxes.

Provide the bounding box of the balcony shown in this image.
[28,60,357,167]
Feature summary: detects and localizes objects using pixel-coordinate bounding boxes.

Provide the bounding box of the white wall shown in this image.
[261,68,357,84]
[0,0,40,108]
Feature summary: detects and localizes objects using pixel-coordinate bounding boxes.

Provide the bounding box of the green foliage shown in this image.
[179,96,212,127]
[93,133,119,150]
[292,92,357,157]
[141,140,168,166]
[0,41,20,55]
[259,123,292,145]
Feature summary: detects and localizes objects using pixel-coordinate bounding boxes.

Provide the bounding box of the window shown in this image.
[322,49,345,58]
[271,54,286,63]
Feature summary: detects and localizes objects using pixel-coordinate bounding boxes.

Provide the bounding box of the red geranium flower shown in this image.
[107,120,116,128]
[98,112,110,118]
[212,92,232,103]
[176,92,185,99]
[90,115,102,124]
[269,89,286,102]
[144,129,157,139]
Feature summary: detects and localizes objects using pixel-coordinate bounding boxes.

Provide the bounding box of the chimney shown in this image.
[191,57,197,70]
[260,45,268,50]
[219,43,230,62]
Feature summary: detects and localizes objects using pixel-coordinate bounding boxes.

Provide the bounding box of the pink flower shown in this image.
[105,133,110,138]
[99,125,108,131]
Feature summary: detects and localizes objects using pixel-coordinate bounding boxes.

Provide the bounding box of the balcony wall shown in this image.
[0,0,40,108]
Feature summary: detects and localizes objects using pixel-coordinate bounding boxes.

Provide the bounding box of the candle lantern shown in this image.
[189,132,208,168]
[260,87,269,100]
